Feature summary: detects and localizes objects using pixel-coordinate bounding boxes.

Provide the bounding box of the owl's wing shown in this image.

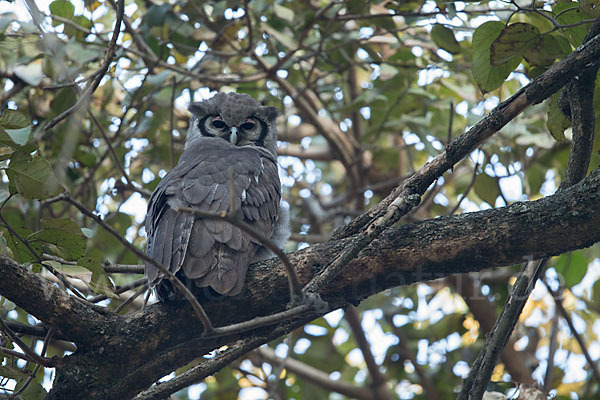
[145,138,281,298]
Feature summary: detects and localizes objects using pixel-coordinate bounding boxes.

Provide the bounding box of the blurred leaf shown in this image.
[78,257,118,298]
[49,0,75,24]
[474,172,499,205]
[6,152,64,200]
[274,4,294,21]
[13,60,44,86]
[39,218,86,261]
[547,91,570,142]
[431,24,461,54]
[554,251,588,288]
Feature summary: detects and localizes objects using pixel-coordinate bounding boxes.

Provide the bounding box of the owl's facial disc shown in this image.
[199,115,265,146]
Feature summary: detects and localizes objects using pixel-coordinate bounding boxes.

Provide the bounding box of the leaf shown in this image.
[6,152,64,200]
[39,218,86,261]
[78,257,118,298]
[554,2,589,46]
[274,4,294,22]
[472,21,521,93]
[474,172,499,205]
[0,110,31,145]
[49,0,75,25]
[431,24,461,54]
[554,252,588,288]
[14,377,47,400]
[0,109,30,129]
[546,91,570,141]
[523,34,566,66]
[13,60,44,86]
[490,23,539,66]
[0,365,28,380]
[3,127,31,146]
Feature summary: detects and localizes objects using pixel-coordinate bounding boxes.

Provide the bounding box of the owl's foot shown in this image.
[289,292,329,314]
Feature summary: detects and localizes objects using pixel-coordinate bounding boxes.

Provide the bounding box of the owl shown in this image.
[145,92,288,301]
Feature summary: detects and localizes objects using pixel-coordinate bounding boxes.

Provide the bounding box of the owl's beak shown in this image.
[229,127,238,145]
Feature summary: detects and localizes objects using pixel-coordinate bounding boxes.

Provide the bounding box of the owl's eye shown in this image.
[212,118,226,129]
[240,119,256,131]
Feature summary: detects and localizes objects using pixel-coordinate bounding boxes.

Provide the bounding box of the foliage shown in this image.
[0,0,599,399]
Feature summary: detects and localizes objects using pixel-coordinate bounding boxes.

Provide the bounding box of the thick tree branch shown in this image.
[0,255,119,347]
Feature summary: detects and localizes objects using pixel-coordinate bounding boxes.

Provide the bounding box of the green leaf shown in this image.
[523,34,565,66]
[39,218,86,261]
[49,0,75,24]
[14,378,47,400]
[546,91,570,141]
[554,2,589,46]
[431,24,461,54]
[6,152,64,200]
[3,126,31,146]
[78,257,118,298]
[491,23,539,66]
[472,21,521,93]
[0,365,28,380]
[0,109,30,129]
[474,172,499,205]
[554,252,588,288]
[0,110,31,145]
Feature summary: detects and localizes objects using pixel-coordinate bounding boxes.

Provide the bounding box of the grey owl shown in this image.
[145,92,288,301]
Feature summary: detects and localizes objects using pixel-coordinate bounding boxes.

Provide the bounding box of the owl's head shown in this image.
[187,92,279,155]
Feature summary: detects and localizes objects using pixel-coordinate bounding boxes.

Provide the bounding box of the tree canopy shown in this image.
[1,1,600,399]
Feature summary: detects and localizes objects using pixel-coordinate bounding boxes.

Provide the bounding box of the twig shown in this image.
[256,346,376,400]
[9,328,53,398]
[133,336,269,400]
[204,304,312,338]
[449,160,480,215]
[345,306,393,400]
[43,0,124,132]
[102,263,145,274]
[544,281,600,384]
[0,317,57,367]
[87,110,132,186]
[87,277,147,304]
[543,306,560,393]
[114,284,148,313]
[175,206,304,302]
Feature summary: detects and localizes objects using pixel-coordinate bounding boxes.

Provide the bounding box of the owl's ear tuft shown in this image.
[189,102,208,116]
[261,106,279,121]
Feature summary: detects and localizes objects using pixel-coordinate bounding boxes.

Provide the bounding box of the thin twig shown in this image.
[544,281,600,384]
[345,306,393,400]
[9,328,53,398]
[0,317,56,367]
[449,160,480,215]
[114,284,148,313]
[88,110,132,186]
[43,0,124,132]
